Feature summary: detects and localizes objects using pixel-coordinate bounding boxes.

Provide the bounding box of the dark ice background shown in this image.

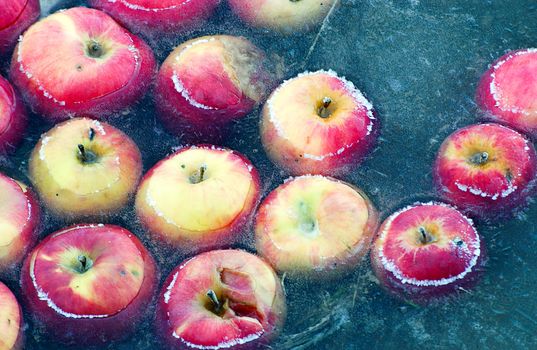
[1,0,536,348]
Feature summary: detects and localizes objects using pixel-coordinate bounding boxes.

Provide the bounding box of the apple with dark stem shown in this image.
[10,7,156,123]
[434,123,537,219]
[0,0,40,55]
[29,118,143,219]
[20,224,157,345]
[156,249,286,349]
[0,75,27,154]
[136,145,260,253]
[255,175,379,277]
[371,202,486,304]
[260,70,378,176]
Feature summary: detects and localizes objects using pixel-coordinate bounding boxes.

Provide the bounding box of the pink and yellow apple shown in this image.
[29,118,142,218]
[260,70,378,176]
[136,145,260,253]
[0,0,40,55]
[371,202,485,304]
[156,249,286,349]
[88,0,221,38]
[20,224,157,345]
[228,0,337,33]
[0,172,40,275]
[10,7,156,123]
[0,75,27,154]
[476,48,537,138]
[155,35,277,142]
[255,175,378,277]
[0,282,24,350]
[434,123,537,219]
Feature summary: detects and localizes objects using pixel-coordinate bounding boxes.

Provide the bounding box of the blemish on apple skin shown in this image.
[131,270,140,277]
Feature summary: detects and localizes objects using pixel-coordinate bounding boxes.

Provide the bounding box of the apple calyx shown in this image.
[317,97,333,119]
[86,39,106,59]
[75,254,94,274]
[418,226,436,245]
[469,151,489,166]
[189,165,208,184]
[77,144,98,164]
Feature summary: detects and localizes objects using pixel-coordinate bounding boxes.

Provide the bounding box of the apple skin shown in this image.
[9,7,156,123]
[0,0,40,56]
[260,70,378,176]
[135,145,261,253]
[370,202,486,304]
[0,281,24,350]
[0,75,27,154]
[255,175,379,278]
[0,172,40,276]
[476,48,537,138]
[155,35,276,142]
[228,0,337,33]
[433,123,537,219]
[88,0,221,39]
[20,224,158,345]
[156,249,286,350]
[28,117,143,219]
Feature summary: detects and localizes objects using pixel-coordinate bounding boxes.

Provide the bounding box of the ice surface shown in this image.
[0,0,536,349]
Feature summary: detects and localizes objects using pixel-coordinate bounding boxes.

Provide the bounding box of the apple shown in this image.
[9,7,156,124]
[29,117,142,219]
[228,0,337,33]
[156,249,286,349]
[260,69,378,176]
[155,35,277,142]
[476,48,537,138]
[20,224,157,345]
[255,175,379,277]
[0,75,27,154]
[433,123,537,219]
[88,0,221,39]
[135,145,261,253]
[0,282,24,350]
[371,202,485,304]
[0,172,40,276]
[0,0,40,55]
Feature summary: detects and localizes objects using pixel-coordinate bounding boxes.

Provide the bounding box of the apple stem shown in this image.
[206,290,222,313]
[78,144,87,161]
[318,97,332,118]
[87,40,104,58]
[418,227,434,245]
[189,165,207,184]
[77,144,98,164]
[77,255,93,274]
[469,151,489,165]
[89,128,95,141]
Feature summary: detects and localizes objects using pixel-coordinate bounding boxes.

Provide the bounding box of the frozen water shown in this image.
[0,0,536,349]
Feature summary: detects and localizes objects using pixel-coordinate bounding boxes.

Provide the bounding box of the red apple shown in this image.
[156,249,286,349]
[228,0,337,33]
[260,70,378,176]
[155,35,277,142]
[88,0,221,39]
[29,117,143,218]
[20,224,157,345]
[136,145,261,253]
[0,75,27,154]
[434,123,537,219]
[0,282,24,350]
[255,175,378,277]
[0,172,40,276]
[0,0,40,55]
[10,7,156,123]
[371,202,485,303]
[476,48,537,138]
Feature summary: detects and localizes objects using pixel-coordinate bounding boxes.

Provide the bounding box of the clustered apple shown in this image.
[0,0,40,55]
[0,75,27,154]
[0,281,24,350]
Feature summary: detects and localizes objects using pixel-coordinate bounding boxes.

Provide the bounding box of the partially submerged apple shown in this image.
[260,70,378,176]
[371,202,485,304]
[0,0,40,55]
[156,249,286,349]
[0,172,40,275]
[255,175,378,277]
[476,48,537,138]
[29,118,143,218]
[0,282,24,350]
[0,75,27,154]
[20,224,157,345]
[10,7,156,123]
[136,145,260,253]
